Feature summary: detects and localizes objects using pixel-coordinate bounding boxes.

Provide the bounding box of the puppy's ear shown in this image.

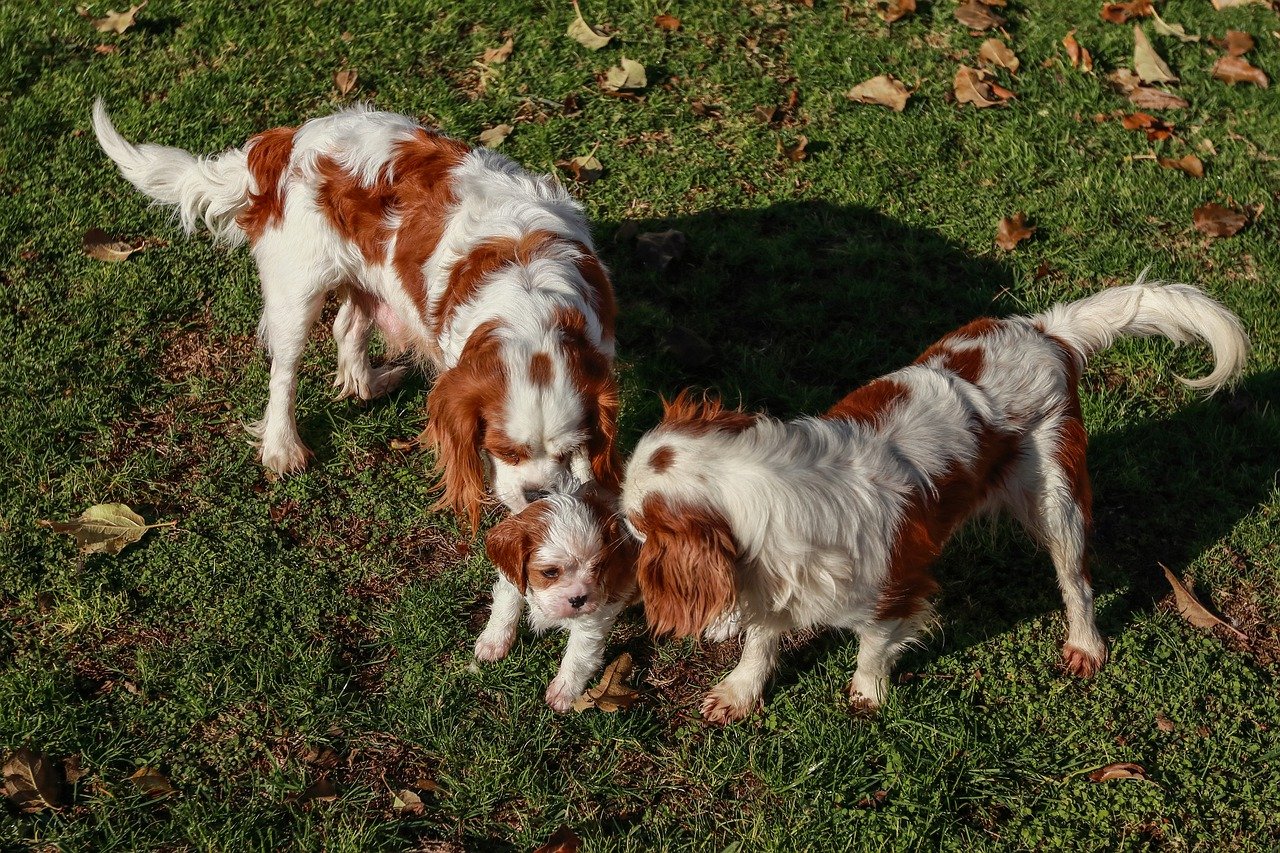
[485,512,538,594]
[586,373,622,490]
[635,498,738,637]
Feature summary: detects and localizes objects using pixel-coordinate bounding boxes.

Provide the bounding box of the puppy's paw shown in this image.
[1062,642,1107,678]
[701,681,760,725]
[474,630,516,663]
[260,437,311,475]
[545,676,582,713]
[847,672,887,710]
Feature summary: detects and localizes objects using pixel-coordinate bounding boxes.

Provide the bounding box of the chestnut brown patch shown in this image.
[237,126,296,242]
[659,389,760,437]
[647,445,676,473]
[528,352,554,387]
[824,379,911,427]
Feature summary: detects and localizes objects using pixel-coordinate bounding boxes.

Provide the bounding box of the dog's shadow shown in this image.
[599,201,1278,698]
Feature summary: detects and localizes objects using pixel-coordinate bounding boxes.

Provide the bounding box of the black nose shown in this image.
[569,595,587,609]
[523,488,549,504]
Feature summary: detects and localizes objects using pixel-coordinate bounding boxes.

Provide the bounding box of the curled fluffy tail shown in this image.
[92,99,252,246]
[1034,272,1249,392]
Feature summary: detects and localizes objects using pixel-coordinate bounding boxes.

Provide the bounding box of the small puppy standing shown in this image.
[93,102,619,523]
[621,280,1248,723]
[481,482,637,710]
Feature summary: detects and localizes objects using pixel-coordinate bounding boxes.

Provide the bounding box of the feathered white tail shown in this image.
[1034,272,1249,392]
[92,99,252,246]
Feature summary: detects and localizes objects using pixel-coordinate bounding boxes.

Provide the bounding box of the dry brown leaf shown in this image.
[1063,30,1093,72]
[1212,56,1269,87]
[567,1,612,50]
[1134,25,1177,84]
[954,66,1014,108]
[478,124,513,148]
[1120,112,1175,141]
[635,229,686,271]
[1155,712,1176,732]
[955,0,1004,30]
[62,755,88,784]
[1221,30,1255,56]
[534,825,582,853]
[654,13,681,31]
[1100,0,1153,24]
[880,0,916,23]
[602,57,647,92]
[846,74,911,111]
[94,44,117,54]
[1128,86,1189,109]
[481,38,514,64]
[3,749,63,813]
[391,788,425,816]
[83,227,143,262]
[293,777,337,806]
[978,39,1020,74]
[1211,0,1270,7]
[995,213,1035,250]
[1088,762,1148,782]
[780,135,809,161]
[557,152,603,184]
[1158,154,1204,178]
[1161,563,1248,632]
[129,766,175,798]
[1151,10,1199,43]
[91,1,147,34]
[39,502,174,555]
[572,652,640,712]
[334,69,358,96]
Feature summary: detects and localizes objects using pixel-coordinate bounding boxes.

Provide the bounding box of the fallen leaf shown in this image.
[557,152,603,184]
[1211,0,1270,7]
[83,227,143,262]
[1127,86,1189,109]
[1221,30,1254,56]
[955,0,1004,30]
[846,74,911,111]
[1212,56,1269,87]
[1088,762,1148,782]
[602,57,647,92]
[392,788,425,816]
[1151,10,1199,43]
[1120,112,1175,141]
[2,749,63,813]
[1063,30,1093,72]
[1155,712,1176,732]
[1100,1,1153,24]
[1158,154,1204,178]
[534,825,582,853]
[39,502,174,555]
[1134,25,1177,84]
[129,766,175,798]
[478,124,513,148]
[572,652,640,712]
[62,755,88,784]
[654,13,681,31]
[995,213,1035,250]
[481,38,514,64]
[294,777,337,806]
[94,44,117,54]
[334,69,358,96]
[954,66,1015,108]
[298,745,339,770]
[979,39,1020,74]
[779,135,809,161]
[635,230,686,272]
[567,1,612,51]
[690,99,723,118]
[91,1,147,34]
[880,0,916,23]
[1161,563,1248,631]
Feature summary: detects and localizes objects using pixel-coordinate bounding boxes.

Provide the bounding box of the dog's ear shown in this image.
[555,307,622,491]
[586,373,622,490]
[485,511,539,594]
[634,497,738,637]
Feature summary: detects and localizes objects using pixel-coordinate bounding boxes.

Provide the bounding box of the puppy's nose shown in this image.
[568,595,588,610]
[523,488,549,504]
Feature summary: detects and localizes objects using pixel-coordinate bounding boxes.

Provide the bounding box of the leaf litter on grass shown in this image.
[2,748,64,813]
[1063,30,1093,73]
[995,213,1035,250]
[39,502,176,555]
[1157,154,1204,178]
[481,38,514,65]
[80,1,148,34]
[954,66,1015,108]
[572,653,640,712]
[567,1,612,50]
[1133,25,1177,84]
[847,74,911,111]
[978,39,1019,74]
[83,227,144,262]
[955,0,1004,31]
[1161,562,1248,635]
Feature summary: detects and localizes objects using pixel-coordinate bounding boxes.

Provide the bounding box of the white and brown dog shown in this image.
[93,102,619,525]
[621,280,1248,723]
[480,480,637,711]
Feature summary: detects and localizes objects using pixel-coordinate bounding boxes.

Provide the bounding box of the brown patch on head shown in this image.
[485,500,553,594]
[424,320,506,532]
[824,379,911,427]
[647,445,676,473]
[556,307,622,489]
[569,242,617,346]
[879,422,1020,620]
[579,485,640,602]
[528,352,553,387]
[660,389,760,437]
[237,127,295,242]
[632,493,738,637]
[432,230,563,338]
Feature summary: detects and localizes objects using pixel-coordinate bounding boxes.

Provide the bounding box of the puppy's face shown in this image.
[486,488,635,621]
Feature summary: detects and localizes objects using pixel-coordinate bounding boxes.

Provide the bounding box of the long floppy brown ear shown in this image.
[587,374,622,490]
[485,512,537,594]
[555,306,622,490]
[635,496,738,637]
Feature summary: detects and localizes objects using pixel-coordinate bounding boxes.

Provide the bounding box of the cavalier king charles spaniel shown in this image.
[93,101,619,525]
[480,479,637,711]
[621,279,1248,723]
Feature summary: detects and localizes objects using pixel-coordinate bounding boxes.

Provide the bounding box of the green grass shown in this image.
[2,0,1278,849]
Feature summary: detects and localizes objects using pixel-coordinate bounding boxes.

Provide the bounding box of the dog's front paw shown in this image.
[847,672,887,710]
[701,680,760,725]
[1062,641,1107,678]
[545,676,582,713]
[259,436,311,475]
[474,629,516,662]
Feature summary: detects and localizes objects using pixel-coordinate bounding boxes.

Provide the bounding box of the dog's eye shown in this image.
[540,568,560,580]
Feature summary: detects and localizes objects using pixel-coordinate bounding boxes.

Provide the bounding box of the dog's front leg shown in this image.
[702,622,781,724]
[545,612,614,713]
[475,575,525,662]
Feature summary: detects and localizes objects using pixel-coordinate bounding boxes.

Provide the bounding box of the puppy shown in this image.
[93,102,619,524]
[480,481,638,711]
[621,280,1248,723]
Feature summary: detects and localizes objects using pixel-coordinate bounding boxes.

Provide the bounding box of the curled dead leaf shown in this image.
[567,1,612,50]
[572,652,640,712]
[1088,762,1148,782]
[478,124,513,148]
[293,777,337,806]
[481,38,514,65]
[392,788,425,816]
[1134,25,1177,84]
[91,0,147,34]
[334,69,358,96]
[995,213,1035,251]
[880,0,916,23]
[979,39,1020,74]
[1063,30,1093,73]
[1155,712,1176,733]
[83,227,144,262]
[954,66,1015,108]
[557,152,603,184]
[1100,1,1153,24]
[1127,86,1189,110]
[780,135,809,161]
[1151,10,1199,43]
[846,74,911,112]
[1161,563,1248,632]
[1212,56,1269,88]
[1211,0,1270,7]
[129,766,175,798]
[534,825,583,853]
[602,57,647,92]
[635,229,687,272]
[1157,154,1204,178]
[39,502,175,555]
[955,0,1004,30]
[654,13,681,31]
[1120,112,1175,141]
[1219,30,1254,57]
[3,748,63,813]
